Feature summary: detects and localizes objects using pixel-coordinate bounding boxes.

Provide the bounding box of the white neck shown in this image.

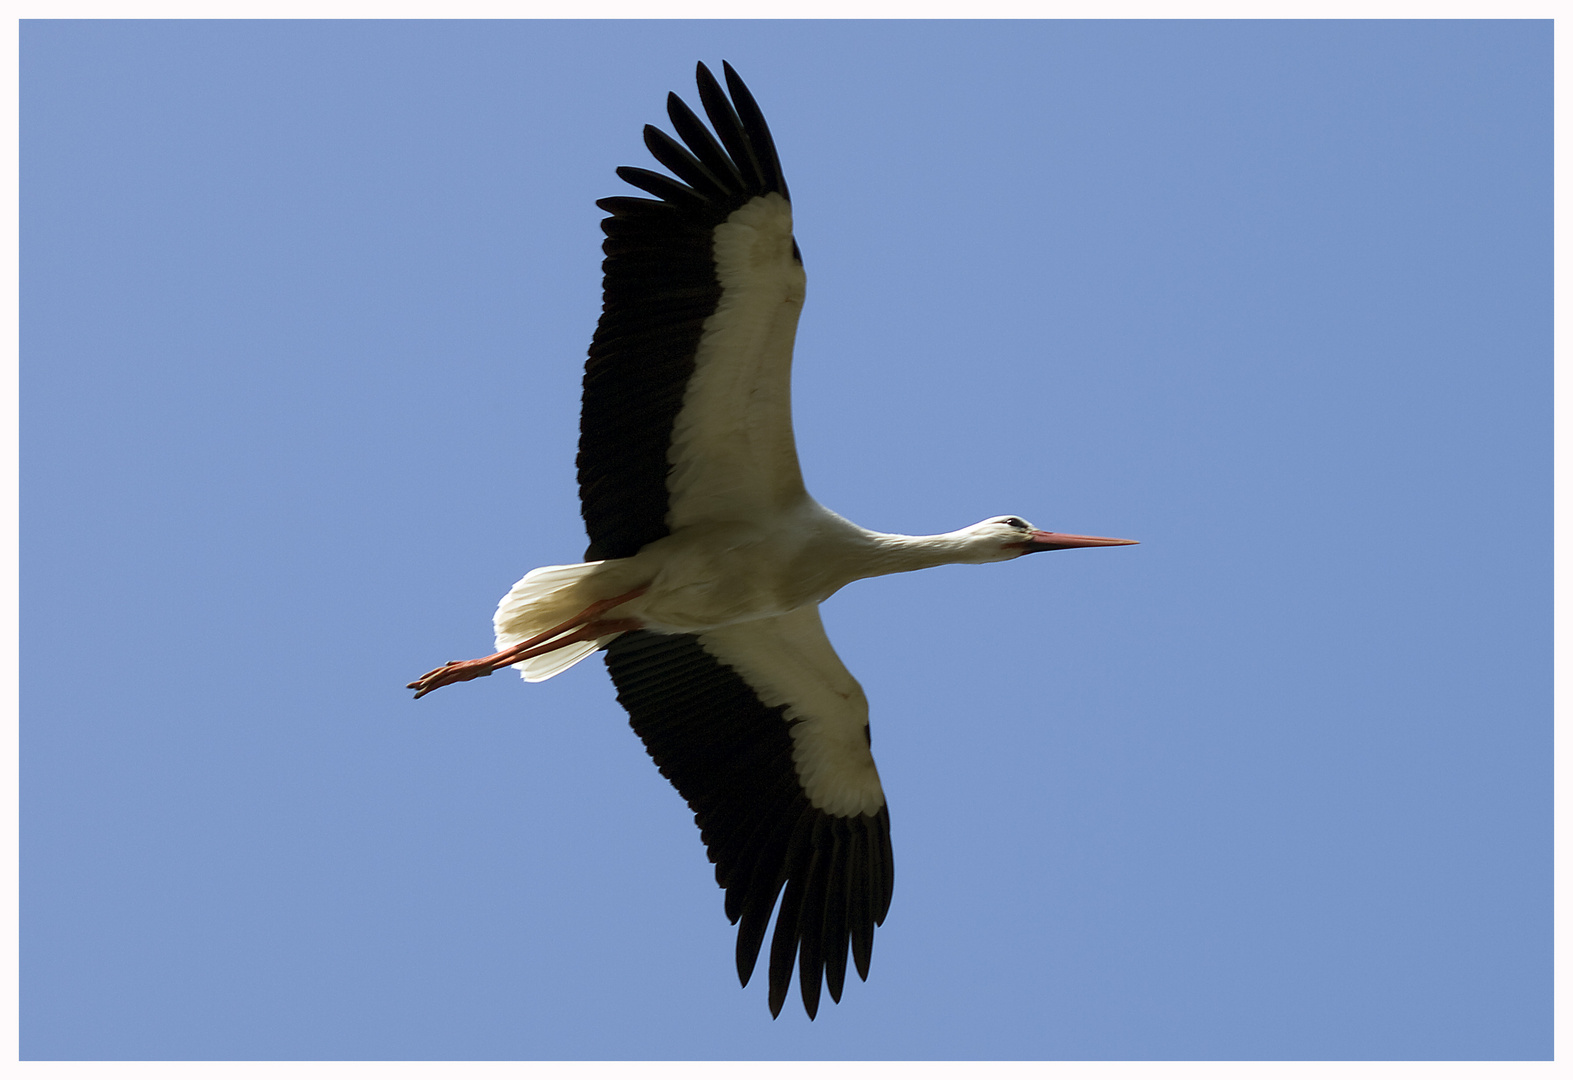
[860,529,996,578]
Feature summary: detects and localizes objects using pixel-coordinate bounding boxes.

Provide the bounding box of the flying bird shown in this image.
[410,62,1136,1019]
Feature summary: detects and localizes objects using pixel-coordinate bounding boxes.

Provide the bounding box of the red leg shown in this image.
[408,586,647,699]
[492,617,643,665]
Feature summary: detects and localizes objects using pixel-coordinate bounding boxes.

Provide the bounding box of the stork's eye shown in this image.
[1003,517,1027,529]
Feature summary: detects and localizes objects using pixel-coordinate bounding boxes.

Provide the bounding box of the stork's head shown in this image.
[967,516,1139,562]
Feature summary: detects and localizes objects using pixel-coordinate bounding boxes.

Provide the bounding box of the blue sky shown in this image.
[22,20,1549,1060]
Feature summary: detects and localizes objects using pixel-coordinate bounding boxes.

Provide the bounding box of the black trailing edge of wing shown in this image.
[579,62,794,562]
[605,631,894,1019]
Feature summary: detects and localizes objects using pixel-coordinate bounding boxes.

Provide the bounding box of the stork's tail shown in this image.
[492,561,622,681]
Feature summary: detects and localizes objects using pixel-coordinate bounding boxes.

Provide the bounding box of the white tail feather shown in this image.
[492,561,618,683]
[513,634,620,682]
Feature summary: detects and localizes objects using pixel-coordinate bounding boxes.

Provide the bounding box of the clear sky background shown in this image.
[22,19,1549,1061]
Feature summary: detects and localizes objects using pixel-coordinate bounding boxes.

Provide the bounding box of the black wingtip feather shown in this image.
[612,165,706,211]
[850,819,876,981]
[767,879,803,1018]
[795,819,829,1019]
[766,816,814,1014]
[875,808,896,923]
[641,124,731,200]
[822,824,851,1003]
[735,872,785,988]
[594,195,676,218]
[732,796,808,986]
[735,853,790,986]
[721,61,789,201]
[666,91,746,192]
[695,61,768,194]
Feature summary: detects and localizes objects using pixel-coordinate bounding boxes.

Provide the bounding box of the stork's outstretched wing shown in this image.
[605,605,893,1018]
[579,61,807,561]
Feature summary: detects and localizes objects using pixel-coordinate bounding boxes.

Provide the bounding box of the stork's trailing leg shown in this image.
[408,586,647,698]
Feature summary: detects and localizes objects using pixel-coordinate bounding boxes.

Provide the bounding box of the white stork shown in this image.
[410,62,1136,1019]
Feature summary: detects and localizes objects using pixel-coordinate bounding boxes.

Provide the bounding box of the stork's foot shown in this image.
[408,656,502,698]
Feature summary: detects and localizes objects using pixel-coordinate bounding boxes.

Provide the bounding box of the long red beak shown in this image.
[1015,530,1139,553]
